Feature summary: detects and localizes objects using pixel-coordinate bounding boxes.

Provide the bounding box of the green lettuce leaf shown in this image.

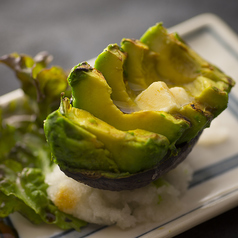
[0,52,71,123]
[0,53,87,231]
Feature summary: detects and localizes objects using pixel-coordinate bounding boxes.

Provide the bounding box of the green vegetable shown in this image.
[0,54,87,231]
[0,52,70,124]
[44,96,170,175]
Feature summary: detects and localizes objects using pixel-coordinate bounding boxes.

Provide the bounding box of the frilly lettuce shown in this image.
[0,52,87,231]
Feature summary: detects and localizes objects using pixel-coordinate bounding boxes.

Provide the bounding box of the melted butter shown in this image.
[134,81,193,112]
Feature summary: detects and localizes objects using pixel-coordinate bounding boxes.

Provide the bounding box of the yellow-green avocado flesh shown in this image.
[45,97,172,176]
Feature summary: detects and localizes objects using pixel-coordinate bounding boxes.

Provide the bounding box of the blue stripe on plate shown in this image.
[189,93,238,188]
[189,153,238,188]
[49,229,74,238]
[229,93,238,119]
[136,187,238,238]
[49,225,107,238]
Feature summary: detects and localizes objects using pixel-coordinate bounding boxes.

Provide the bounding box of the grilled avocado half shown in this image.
[44,23,235,191]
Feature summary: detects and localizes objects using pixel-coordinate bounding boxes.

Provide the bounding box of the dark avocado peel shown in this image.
[44,23,235,191]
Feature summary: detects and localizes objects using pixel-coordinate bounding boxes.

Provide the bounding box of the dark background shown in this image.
[1,0,238,237]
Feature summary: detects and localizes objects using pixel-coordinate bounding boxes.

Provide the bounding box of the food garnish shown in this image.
[0,52,87,231]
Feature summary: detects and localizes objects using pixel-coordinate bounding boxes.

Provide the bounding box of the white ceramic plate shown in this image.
[1,13,238,238]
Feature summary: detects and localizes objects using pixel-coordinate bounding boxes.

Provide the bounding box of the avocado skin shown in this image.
[62,130,202,191]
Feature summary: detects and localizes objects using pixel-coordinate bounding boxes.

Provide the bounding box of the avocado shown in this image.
[94,37,213,143]
[120,38,162,92]
[44,96,170,175]
[44,22,235,191]
[94,44,137,112]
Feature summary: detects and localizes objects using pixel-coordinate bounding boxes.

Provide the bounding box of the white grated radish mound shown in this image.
[45,161,193,229]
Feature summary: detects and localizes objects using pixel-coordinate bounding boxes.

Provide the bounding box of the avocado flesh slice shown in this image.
[44,108,119,173]
[184,76,229,116]
[68,62,190,144]
[120,38,162,92]
[44,97,170,175]
[94,44,138,113]
[140,23,202,85]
